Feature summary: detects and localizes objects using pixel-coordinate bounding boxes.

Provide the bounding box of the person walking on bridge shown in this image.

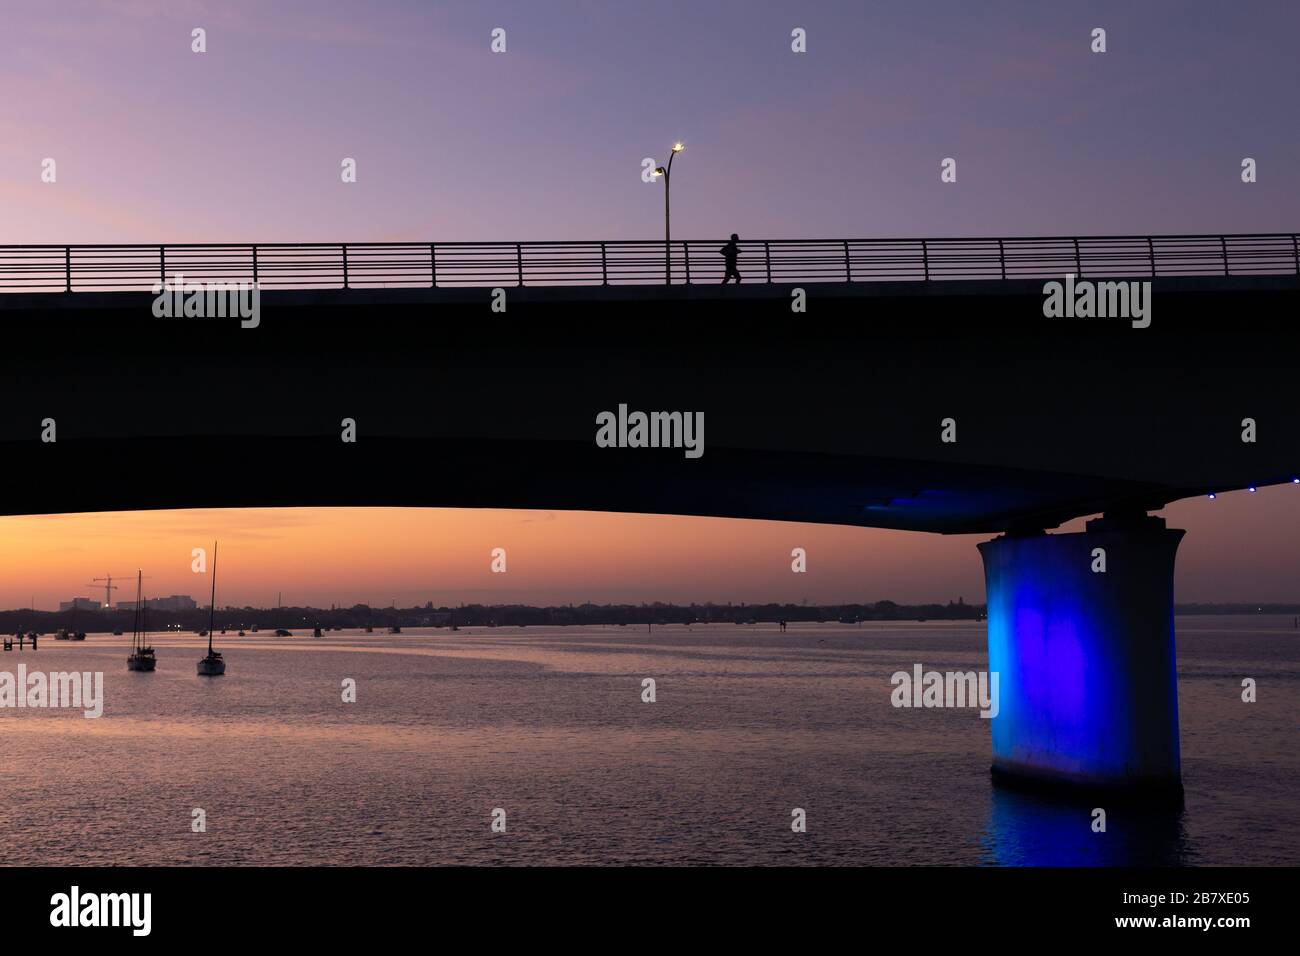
[719,233,742,284]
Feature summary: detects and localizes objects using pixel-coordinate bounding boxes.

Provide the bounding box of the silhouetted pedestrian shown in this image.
[720,233,742,283]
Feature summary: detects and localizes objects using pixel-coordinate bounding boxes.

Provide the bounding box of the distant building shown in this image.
[149,595,198,611]
[116,595,197,612]
[59,597,102,611]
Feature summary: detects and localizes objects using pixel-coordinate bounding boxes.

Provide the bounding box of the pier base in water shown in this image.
[978,514,1184,797]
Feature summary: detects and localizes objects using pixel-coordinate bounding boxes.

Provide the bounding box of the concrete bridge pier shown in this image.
[978,513,1184,799]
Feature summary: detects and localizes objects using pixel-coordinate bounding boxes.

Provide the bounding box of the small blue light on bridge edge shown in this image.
[1208,492,1216,499]
[1248,486,1257,493]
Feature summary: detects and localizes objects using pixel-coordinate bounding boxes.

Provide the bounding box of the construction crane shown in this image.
[89,574,123,609]
[89,573,150,609]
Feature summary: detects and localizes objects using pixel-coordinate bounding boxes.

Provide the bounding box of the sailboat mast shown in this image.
[207,541,218,654]
[133,570,142,653]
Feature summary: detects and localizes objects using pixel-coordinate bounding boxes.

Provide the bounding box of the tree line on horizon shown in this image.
[3,599,1294,634]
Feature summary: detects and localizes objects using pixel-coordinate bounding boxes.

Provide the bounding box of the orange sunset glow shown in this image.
[1,489,1297,610]
[0,507,981,610]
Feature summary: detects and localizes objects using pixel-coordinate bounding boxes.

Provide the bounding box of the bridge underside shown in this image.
[9,435,1186,533]
[1,275,1297,529]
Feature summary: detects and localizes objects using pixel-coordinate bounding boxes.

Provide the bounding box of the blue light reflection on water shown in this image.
[982,786,1188,866]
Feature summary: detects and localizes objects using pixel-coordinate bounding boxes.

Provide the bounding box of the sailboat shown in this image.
[197,540,226,676]
[126,570,157,672]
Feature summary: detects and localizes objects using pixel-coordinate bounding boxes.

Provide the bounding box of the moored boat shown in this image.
[197,541,226,677]
[126,571,157,672]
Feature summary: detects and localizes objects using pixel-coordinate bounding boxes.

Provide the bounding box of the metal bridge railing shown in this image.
[0,234,1295,293]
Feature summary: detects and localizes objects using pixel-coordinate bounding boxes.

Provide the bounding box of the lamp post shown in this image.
[653,143,684,284]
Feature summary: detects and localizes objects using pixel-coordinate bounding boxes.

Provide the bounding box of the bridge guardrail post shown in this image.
[682,241,691,284]
[1293,234,1299,275]
[160,245,166,286]
[600,242,608,285]
[1073,237,1082,277]
[843,240,852,282]
[1147,237,1155,277]
[516,243,523,287]
[1220,236,1229,276]
[764,241,771,283]
[252,245,258,285]
[430,243,437,288]
[65,246,71,292]
[921,240,929,280]
[998,239,1006,279]
[342,244,349,289]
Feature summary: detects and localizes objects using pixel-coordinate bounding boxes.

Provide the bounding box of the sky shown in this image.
[1,2,1296,607]
[1,0,1298,243]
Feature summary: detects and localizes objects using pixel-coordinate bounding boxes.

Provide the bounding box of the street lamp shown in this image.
[652,142,685,284]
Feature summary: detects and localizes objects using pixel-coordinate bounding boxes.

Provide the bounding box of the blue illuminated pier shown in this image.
[979,514,1184,794]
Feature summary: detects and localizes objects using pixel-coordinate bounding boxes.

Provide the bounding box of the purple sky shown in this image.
[3,0,1297,243]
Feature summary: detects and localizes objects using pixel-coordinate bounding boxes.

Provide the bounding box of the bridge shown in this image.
[3,231,1298,798]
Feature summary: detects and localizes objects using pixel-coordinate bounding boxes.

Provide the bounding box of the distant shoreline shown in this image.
[3,601,1299,634]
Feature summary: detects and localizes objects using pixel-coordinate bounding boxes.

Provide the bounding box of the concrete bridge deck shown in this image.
[1,242,1296,531]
